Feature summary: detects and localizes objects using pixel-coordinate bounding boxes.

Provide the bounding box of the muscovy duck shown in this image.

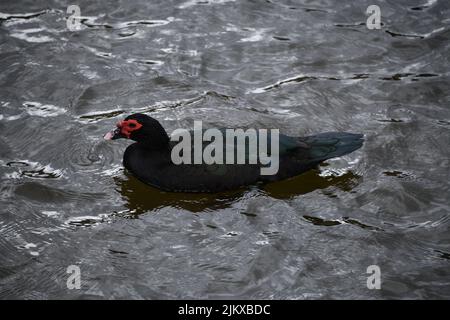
[104,113,363,193]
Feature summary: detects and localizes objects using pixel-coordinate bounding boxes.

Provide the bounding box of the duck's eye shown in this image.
[128,123,136,128]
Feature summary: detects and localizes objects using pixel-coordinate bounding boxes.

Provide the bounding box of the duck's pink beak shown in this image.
[103,127,122,140]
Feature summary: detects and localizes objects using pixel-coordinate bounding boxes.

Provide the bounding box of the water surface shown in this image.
[0,0,449,299]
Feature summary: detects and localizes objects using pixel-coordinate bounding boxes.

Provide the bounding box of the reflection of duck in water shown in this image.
[105,113,363,194]
[114,171,245,214]
[115,166,361,215]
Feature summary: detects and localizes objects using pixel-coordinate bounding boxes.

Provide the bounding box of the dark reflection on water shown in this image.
[115,171,246,214]
[116,167,361,214]
[263,166,361,200]
[0,0,449,299]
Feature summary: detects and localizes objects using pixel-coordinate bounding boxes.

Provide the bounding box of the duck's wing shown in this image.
[153,131,312,192]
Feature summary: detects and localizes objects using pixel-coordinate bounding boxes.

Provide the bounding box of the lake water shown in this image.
[0,0,449,299]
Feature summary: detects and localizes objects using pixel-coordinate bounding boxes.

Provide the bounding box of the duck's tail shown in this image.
[304,132,364,162]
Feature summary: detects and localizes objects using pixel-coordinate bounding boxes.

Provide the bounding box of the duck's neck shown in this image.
[136,135,170,151]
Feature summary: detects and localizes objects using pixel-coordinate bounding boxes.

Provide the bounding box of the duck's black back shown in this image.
[124,143,262,192]
[123,131,363,193]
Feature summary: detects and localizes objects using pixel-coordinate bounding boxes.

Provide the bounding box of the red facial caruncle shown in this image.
[117,119,143,138]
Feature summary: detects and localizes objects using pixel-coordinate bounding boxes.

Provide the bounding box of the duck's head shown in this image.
[104,113,169,146]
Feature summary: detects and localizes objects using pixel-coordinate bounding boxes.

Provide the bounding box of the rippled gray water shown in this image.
[1,0,449,299]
